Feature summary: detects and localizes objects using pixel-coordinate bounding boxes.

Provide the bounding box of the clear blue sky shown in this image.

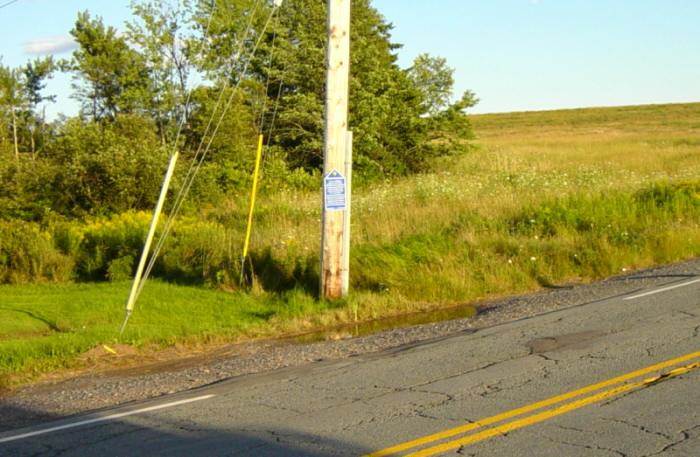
[1,0,699,117]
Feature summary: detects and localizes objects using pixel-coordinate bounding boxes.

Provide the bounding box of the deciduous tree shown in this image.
[69,11,152,120]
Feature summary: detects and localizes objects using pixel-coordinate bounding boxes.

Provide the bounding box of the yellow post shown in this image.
[241,134,264,281]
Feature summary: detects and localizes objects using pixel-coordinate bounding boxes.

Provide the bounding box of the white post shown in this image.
[12,107,19,162]
[341,130,353,296]
[121,151,179,332]
[321,0,351,299]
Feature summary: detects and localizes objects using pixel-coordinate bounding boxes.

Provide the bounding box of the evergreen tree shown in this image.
[192,0,469,175]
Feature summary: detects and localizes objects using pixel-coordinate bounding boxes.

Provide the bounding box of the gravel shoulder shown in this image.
[1,258,698,432]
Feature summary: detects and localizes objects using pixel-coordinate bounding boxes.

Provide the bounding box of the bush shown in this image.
[72,212,237,285]
[0,220,73,283]
[48,218,84,258]
[76,212,150,281]
[157,217,233,285]
[107,255,134,282]
[262,153,321,193]
[47,116,170,216]
[0,212,239,285]
[0,155,60,221]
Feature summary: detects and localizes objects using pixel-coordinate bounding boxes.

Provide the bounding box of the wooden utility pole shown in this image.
[321,0,351,299]
[341,130,353,297]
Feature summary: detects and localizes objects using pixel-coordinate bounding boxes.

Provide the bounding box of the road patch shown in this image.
[526,330,605,354]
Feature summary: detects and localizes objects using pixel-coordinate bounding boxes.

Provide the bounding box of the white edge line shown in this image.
[0,394,216,444]
[623,278,700,301]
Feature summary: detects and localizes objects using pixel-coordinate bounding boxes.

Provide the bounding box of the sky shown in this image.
[1,0,699,118]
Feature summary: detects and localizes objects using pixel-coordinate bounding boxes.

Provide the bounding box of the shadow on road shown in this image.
[0,403,369,456]
[0,402,65,433]
[614,272,697,281]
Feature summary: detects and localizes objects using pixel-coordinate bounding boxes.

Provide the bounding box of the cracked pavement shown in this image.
[0,261,699,456]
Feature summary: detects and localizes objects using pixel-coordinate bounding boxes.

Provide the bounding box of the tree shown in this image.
[408,53,454,117]
[127,0,195,142]
[407,54,479,156]
[192,0,443,175]
[0,63,27,161]
[69,11,152,120]
[347,0,428,174]
[190,0,263,83]
[48,115,169,216]
[425,89,479,156]
[22,57,56,157]
[23,57,56,108]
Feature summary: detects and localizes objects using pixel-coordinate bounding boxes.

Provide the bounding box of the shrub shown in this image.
[0,220,73,283]
[48,116,169,216]
[107,255,134,282]
[0,158,59,221]
[48,218,84,258]
[76,212,150,280]
[157,217,233,285]
[262,154,321,193]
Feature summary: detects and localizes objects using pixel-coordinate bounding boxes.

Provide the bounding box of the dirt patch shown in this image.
[79,344,139,362]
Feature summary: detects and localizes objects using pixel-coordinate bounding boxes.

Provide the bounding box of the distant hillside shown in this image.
[470,102,700,138]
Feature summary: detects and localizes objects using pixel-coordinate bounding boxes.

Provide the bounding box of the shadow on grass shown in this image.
[247,248,320,298]
[0,308,65,333]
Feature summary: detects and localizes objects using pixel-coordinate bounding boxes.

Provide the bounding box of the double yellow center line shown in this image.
[365,350,700,457]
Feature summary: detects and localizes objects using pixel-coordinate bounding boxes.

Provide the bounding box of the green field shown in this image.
[1,102,699,388]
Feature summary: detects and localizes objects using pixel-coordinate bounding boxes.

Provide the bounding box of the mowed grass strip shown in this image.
[1,102,699,387]
[0,282,346,388]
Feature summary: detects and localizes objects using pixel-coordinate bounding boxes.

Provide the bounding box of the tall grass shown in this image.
[1,102,699,385]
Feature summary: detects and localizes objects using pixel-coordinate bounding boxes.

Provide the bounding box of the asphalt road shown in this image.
[1,275,698,456]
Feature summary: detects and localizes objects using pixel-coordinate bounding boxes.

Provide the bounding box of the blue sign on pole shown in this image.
[324,169,346,211]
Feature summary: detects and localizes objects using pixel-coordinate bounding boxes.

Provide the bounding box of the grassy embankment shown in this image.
[1,102,699,388]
